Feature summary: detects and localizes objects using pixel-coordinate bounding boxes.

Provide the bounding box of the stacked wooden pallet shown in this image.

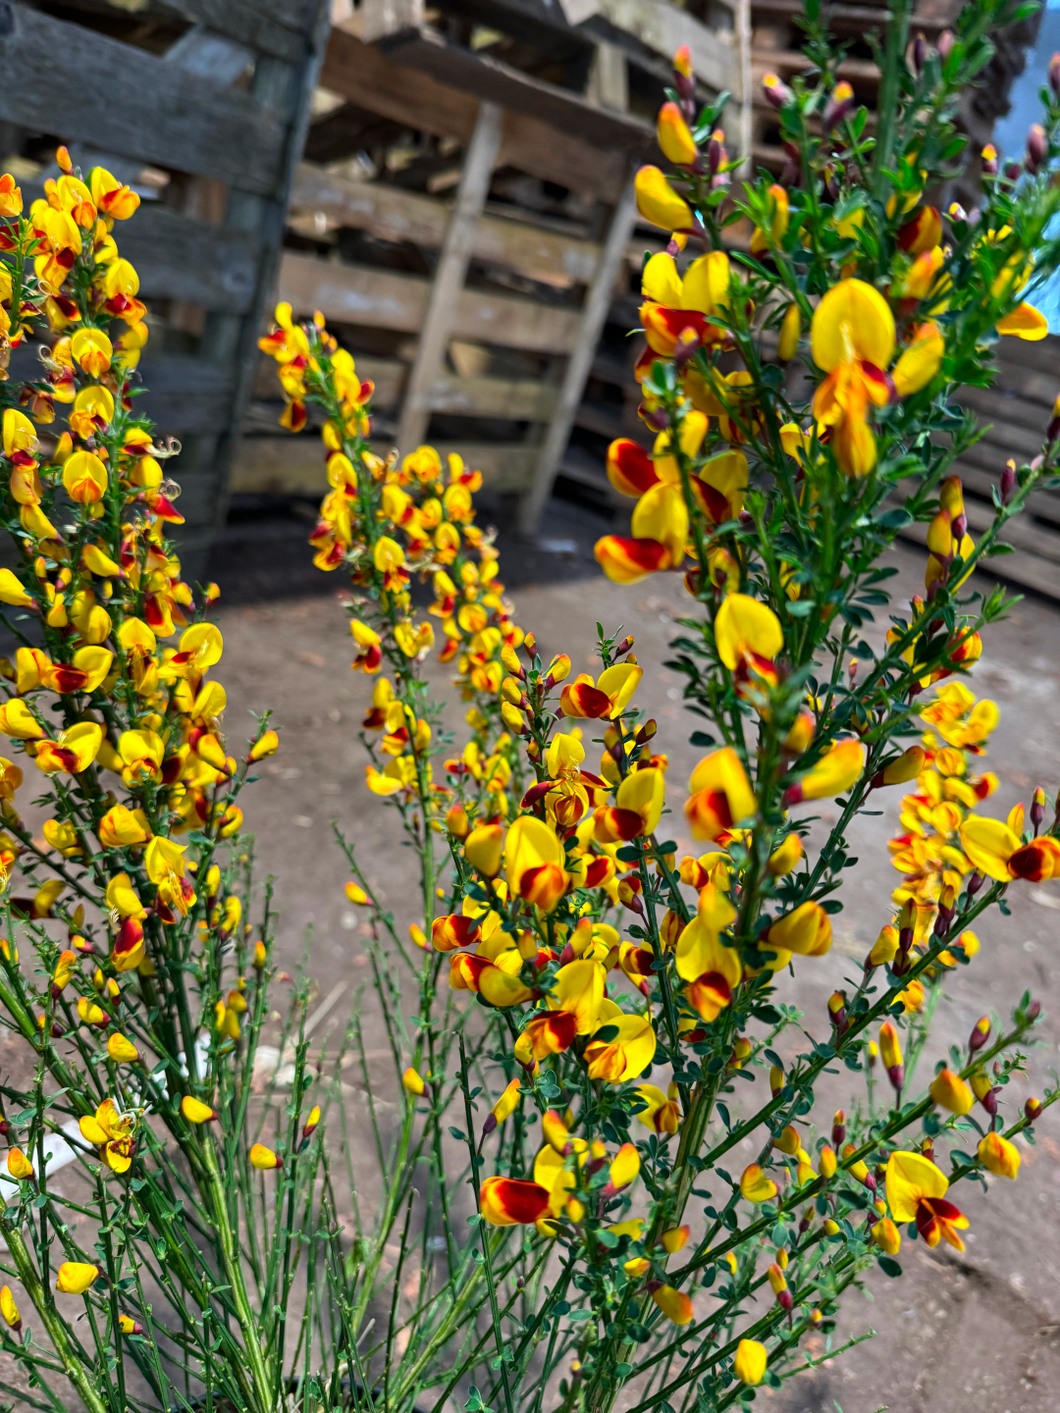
[232,0,751,531]
[0,0,328,579]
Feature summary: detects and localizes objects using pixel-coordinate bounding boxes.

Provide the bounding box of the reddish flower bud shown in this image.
[969,1016,990,1053]
[910,32,928,75]
[981,144,999,177]
[823,81,855,132]
[763,72,794,109]
[1050,52,1060,96]
[1026,124,1048,176]
[938,29,955,60]
[1026,1096,1042,1121]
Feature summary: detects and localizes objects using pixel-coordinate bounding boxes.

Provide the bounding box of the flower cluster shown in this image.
[0,151,323,1413]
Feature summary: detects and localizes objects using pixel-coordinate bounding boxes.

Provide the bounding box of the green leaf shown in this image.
[877,1255,902,1277]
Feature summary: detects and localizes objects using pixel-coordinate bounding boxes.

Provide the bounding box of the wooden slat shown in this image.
[277,251,582,352]
[137,358,236,435]
[321,26,630,202]
[0,4,286,196]
[590,0,738,97]
[230,434,536,494]
[289,165,602,285]
[169,0,312,60]
[110,205,260,315]
[427,373,558,420]
[751,0,948,33]
[19,179,260,314]
[958,384,1056,438]
[399,101,503,449]
[378,25,656,154]
[251,365,560,420]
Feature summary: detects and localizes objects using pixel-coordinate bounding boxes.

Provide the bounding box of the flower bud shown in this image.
[1004,159,1023,182]
[938,28,955,59]
[879,1020,904,1094]
[769,1063,784,1097]
[978,1130,1020,1179]
[778,302,801,362]
[969,1016,990,1053]
[1025,1096,1042,1121]
[672,43,694,102]
[832,1110,846,1146]
[1049,50,1060,95]
[1026,124,1047,176]
[981,143,999,177]
[763,72,794,109]
[909,32,928,75]
[445,803,470,839]
[823,81,855,132]
[707,128,727,176]
[819,1145,837,1179]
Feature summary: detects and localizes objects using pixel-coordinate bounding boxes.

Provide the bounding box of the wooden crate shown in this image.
[0,0,329,578]
[232,0,751,531]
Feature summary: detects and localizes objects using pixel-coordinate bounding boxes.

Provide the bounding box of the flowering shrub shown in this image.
[261,0,1060,1409]
[1,1,1059,1412]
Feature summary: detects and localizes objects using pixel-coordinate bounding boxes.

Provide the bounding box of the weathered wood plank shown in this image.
[289,165,602,285]
[136,358,236,435]
[251,364,559,420]
[378,24,656,154]
[18,180,260,314]
[0,4,287,195]
[427,373,558,420]
[278,251,582,352]
[168,0,311,60]
[399,101,503,449]
[321,26,629,201]
[590,0,737,97]
[957,384,1057,438]
[111,205,260,315]
[230,434,536,494]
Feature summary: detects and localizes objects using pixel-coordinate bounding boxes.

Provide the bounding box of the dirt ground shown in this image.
[210,507,1060,1413]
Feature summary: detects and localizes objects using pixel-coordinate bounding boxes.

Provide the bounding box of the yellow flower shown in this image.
[181,1096,216,1125]
[739,1163,778,1203]
[56,1263,99,1295]
[734,1339,768,1385]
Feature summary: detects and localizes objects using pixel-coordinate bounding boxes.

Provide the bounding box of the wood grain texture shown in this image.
[378,25,656,153]
[278,251,582,352]
[168,0,311,60]
[321,26,629,201]
[289,165,602,285]
[0,4,286,194]
[136,357,236,435]
[231,434,536,493]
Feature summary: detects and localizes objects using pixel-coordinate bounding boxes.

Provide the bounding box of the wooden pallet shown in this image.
[0,0,328,577]
[233,0,750,530]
